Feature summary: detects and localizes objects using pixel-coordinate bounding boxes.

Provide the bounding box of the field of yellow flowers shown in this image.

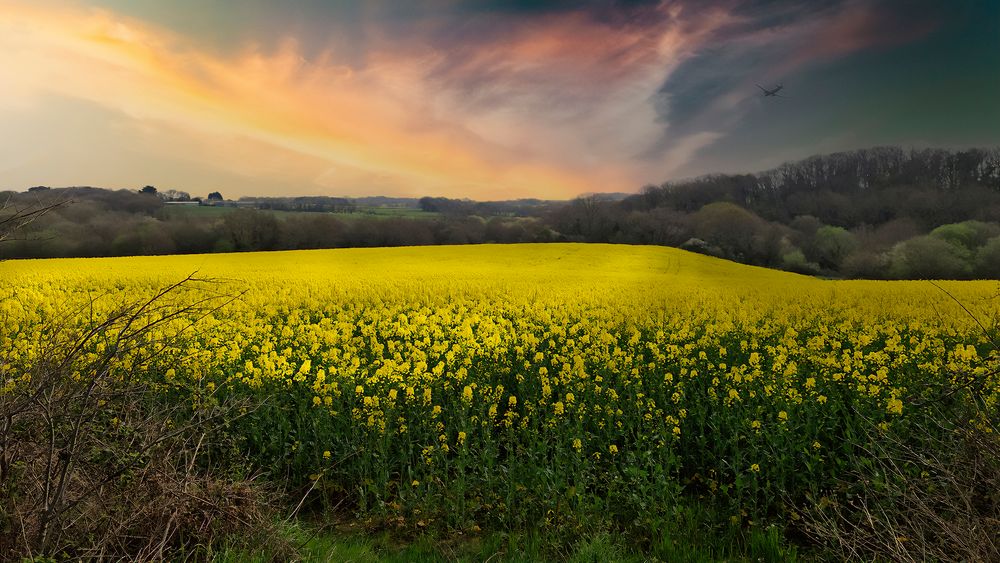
[2,243,998,536]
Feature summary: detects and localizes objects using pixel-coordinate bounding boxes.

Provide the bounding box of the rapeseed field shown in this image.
[2,243,997,537]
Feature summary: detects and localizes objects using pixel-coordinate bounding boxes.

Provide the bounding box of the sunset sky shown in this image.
[1,0,998,199]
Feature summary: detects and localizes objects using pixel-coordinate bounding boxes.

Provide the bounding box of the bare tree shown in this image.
[0,193,69,244]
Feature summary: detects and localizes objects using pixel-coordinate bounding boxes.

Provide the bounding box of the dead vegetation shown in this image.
[799,417,999,562]
[798,338,1000,563]
[0,276,285,561]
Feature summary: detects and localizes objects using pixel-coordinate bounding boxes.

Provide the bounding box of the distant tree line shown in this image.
[3,146,1000,279]
[0,187,557,259]
[242,196,357,213]
[547,147,1000,279]
[214,209,556,252]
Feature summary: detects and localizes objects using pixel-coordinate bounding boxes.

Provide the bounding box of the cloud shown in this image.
[649,0,944,177]
[0,0,955,197]
[0,1,712,197]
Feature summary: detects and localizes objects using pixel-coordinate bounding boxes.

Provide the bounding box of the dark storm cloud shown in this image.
[647,0,961,168]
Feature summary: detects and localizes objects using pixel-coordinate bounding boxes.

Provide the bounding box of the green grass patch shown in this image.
[206,505,801,563]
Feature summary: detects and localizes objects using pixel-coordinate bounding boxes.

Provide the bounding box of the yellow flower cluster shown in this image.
[2,243,997,513]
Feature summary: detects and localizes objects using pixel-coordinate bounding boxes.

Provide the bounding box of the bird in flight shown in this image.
[756,83,785,97]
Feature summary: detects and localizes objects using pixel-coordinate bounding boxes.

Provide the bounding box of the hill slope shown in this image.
[3,242,997,561]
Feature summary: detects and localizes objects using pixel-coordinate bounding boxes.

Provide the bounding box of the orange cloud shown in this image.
[0,1,721,198]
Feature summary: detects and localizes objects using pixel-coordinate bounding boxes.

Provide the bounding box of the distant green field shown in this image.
[341,206,441,220]
[161,205,439,220]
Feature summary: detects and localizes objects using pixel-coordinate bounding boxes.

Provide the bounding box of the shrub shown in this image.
[889,236,973,279]
[0,278,273,560]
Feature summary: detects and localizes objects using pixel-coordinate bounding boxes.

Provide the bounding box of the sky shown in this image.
[1,0,998,200]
